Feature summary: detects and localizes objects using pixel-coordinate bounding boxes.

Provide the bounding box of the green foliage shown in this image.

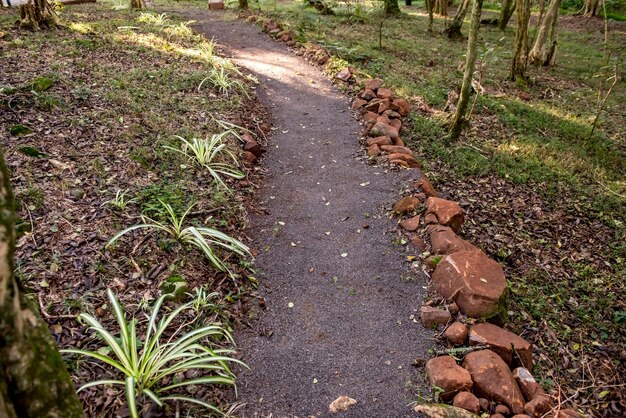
[165,132,245,190]
[104,189,137,211]
[61,289,245,418]
[9,124,33,137]
[29,75,55,92]
[107,200,250,273]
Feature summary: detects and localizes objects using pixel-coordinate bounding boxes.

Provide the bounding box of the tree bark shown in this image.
[238,0,249,9]
[426,0,435,32]
[19,0,57,30]
[510,0,531,80]
[529,0,560,66]
[130,0,143,10]
[445,0,471,39]
[384,0,402,15]
[498,0,515,31]
[434,0,448,16]
[449,0,484,141]
[583,0,600,17]
[0,151,84,418]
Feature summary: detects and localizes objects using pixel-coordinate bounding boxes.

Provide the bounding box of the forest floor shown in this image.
[234,1,626,416]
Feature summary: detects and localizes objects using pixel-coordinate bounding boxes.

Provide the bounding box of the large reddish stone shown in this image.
[363,78,383,91]
[389,118,402,132]
[363,111,378,123]
[367,144,380,157]
[425,197,464,232]
[453,391,481,414]
[368,122,399,139]
[392,98,410,116]
[351,99,368,109]
[429,225,476,255]
[444,322,469,346]
[376,98,391,114]
[432,250,508,319]
[420,306,451,328]
[399,215,420,231]
[462,350,525,414]
[469,323,533,370]
[366,135,392,147]
[377,87,394,100]
[524,395,552,417]
[379,145,413,155]
[512,367,546,401]
[414,173,438,197]
[241,132,262,157]
[388,153,420,168]
[393,196,420,214]
[360,88,377,100]
[425,355,473,401]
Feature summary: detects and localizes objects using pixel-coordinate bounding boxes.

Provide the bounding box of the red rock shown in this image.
[377,98,391,114]
[241,151,257,166]
[413,173,438,197]
[369,122,399,139]
[335,67,351,81]
[411,236,427,251]
[389,118,402,132]
[379,145,413,155]
[445,322,468,346]
[268,28,280,35]
[511,415,532,418]
[429,225,476,255]
[512,367,545,401]
[392,98,410,116]
[554,409,584,418]
[376,115,391,125]
[478,397,490,412]
[425,197,464,232]
[363,111,378,123]
[393,196,420,214]
[364,78,383,91]
[366,136,392,147]
[425,255,442,269]
[367,144,380,157]
[490,414,505,418]
[388,153,420,168]
[280,34,291,42]
[414,405,478,417]
[524,395,552,417]
[420,306,451,328]
[449,302,459,315]
[317,54,330,65]
[241,132,262,157]
[495,405,510,415]
[286,40,297,47]
[383,109,402,119]
[393,137,404,147]
[425,355,473,401]
[399,215,420,231]
[352,99,368,109]
[432,251,509,319]
[462,350,525,414]
[424,213,438,224]
[360,89,377,100]
[377,87,394,100]
[453,391,480,414]
[329,395,357,413]
[364,100,380,113]
[469,323,533,370]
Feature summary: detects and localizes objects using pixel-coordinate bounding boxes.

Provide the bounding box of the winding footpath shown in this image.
[184,10,434,417]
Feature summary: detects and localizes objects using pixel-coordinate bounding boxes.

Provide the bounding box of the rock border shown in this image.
[235,10,583,418]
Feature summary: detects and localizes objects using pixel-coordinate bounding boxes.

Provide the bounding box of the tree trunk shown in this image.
[19,0,57,30]
[583,0,600,17]
[510,0,531,80]
[529,0,560,66]
[449,0,484,141]
[445,0,471,39]
[498,0,515,31]
[384,0,402,15]
[239,0,249,9]
[130,0,143,9]
[434,0,448,16]
[426,0,435,32]
[0,152,84,418]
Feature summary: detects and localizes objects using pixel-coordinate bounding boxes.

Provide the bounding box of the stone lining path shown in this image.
[183,11,434,417]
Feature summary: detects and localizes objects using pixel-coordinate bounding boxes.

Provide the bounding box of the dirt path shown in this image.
[182,10,434,417]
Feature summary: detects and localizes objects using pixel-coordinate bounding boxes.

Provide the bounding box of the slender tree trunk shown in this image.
[583,0,600,17]
[130,0,143,9]
[434,0,448,16]
[426,0,435,32]
[510,0,531,80]
[529,0,560,66]
[449,0,484,141]
[19,0,57,30]
[498,0,514,30]
[239,0,249,9]
[0,151,84,418]
[384,0,402,15]
[445,0,471,39]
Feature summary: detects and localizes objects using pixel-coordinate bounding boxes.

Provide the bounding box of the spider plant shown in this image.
[103,189,137,211]
[198,68,248,98]
[107,200,249,273]
[197,40,216,66]
[62,289,246,418]
[164,132,245,190]
[137,12,170,26]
